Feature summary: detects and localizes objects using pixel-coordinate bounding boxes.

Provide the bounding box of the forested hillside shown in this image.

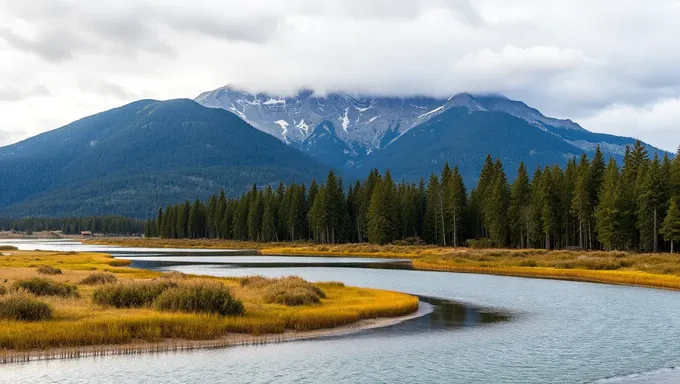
[147,142,680,252]
[0,99,327,217]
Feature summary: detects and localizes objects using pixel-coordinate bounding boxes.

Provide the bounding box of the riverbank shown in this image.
[0,248,418,362]
[87,238,680,291]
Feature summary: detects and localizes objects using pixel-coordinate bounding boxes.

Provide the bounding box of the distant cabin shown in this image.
[80,231,92,236]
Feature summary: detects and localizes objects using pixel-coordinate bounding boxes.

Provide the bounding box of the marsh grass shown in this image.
[0,293,52,321]
[36,265,62,275]
[11,278,78,298]
[0,286,6,296]
[0,250,418,353]
[80,272,117,285]
[93,281,177,308]
[241,276,326,306]
[0,246,18,251]
[153,282,244,316]
[92,239,680,290]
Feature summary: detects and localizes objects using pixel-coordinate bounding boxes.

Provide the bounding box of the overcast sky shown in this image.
[1,0,678,151]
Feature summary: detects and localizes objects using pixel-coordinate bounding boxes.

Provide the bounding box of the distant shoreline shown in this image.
[85,237,680,291]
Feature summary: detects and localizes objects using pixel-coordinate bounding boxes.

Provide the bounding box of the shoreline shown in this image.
[81,238,680,292]
[0,307,427,364]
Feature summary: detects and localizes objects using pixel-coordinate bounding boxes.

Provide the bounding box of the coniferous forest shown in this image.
[0,216,145,235]
[147,142,680,253]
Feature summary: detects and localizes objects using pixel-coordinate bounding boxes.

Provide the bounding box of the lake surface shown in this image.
[1,240,680,384]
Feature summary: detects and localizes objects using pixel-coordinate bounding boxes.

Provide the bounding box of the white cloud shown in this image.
[581,99,680,152]
[0,0,679,150]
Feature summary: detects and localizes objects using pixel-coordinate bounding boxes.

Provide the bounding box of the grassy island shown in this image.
[89,238,680,291]
[0,248,418,363]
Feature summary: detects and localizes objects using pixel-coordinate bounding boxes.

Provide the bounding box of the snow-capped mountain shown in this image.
[195,86,587,167]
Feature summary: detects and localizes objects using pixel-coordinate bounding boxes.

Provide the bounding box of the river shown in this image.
[1,240,679,383]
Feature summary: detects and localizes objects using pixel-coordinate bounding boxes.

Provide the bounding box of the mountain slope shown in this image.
[0,99,327,217]
[196,87,668,184]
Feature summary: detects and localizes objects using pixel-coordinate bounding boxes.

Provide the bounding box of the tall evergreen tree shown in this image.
[595,159,622,250]
[510,162,531,248]
[638,155,665,252]
[661,199,680,253]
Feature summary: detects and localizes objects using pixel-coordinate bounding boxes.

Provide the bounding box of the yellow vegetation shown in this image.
[0,250,418,354]
[89,238,680,290]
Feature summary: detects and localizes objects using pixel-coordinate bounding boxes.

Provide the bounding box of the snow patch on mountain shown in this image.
[341,108,350,133]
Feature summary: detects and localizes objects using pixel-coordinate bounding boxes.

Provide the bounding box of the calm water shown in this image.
[1,240,680,384]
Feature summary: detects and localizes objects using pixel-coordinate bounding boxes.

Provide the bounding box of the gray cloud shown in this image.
[0,0,679,150]
[0,85,51,102]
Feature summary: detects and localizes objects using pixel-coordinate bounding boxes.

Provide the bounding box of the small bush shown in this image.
[80,272,117,285]
[0,285,7,296]
[37,265,62,275]
[11,278,78,297]
[0,245,18,251]
[153,282,244,316]
[0,293,52,321]
[93,280,176,308]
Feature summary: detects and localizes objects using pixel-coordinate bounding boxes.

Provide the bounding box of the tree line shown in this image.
[1,216,145,235]
[147,142,680,252]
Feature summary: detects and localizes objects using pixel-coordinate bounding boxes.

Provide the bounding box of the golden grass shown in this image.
[0,250,418,353]
[88,238,680,291]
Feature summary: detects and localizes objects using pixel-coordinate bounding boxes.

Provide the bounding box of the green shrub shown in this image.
[11,278,79,298]
[0,293,52,321]
[93,280,176,308]
[80,272,117,285]
[153,282,244,316]
[0,245,18,251]
[37,265,62,275]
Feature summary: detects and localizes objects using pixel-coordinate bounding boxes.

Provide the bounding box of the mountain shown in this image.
[0,99,327,218]
[196,86,668,183]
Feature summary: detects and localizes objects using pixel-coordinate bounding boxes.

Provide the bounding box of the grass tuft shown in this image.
[242,276,326,306]
[80,272,118,285]
[0,293,52,321]
[93,280,177,308]
[153,281,244,316]
[0,285,6,296]
[36,265,62,275]
[11,278,79,297]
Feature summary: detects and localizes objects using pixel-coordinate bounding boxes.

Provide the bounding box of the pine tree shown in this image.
[247,192,264,241]
[188,199,203,239]
[509,162,531,248]
[423,174,441,244]
[366,171,398,244]
[215,190,227,238]
[261,187,278,242]
[661,199,680,253]
[571,154,591,249]
[487,161,509,247]
[595,159,622,250]
[638,155,664,252]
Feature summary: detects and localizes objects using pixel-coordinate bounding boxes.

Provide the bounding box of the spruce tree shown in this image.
[510,162,531,248]
[595,159,622,250]
[423,174,441,244]
[661,199,680,253]
[638,155,664,252]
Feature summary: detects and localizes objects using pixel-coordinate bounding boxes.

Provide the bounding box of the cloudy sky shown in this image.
[1,0,678,151]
